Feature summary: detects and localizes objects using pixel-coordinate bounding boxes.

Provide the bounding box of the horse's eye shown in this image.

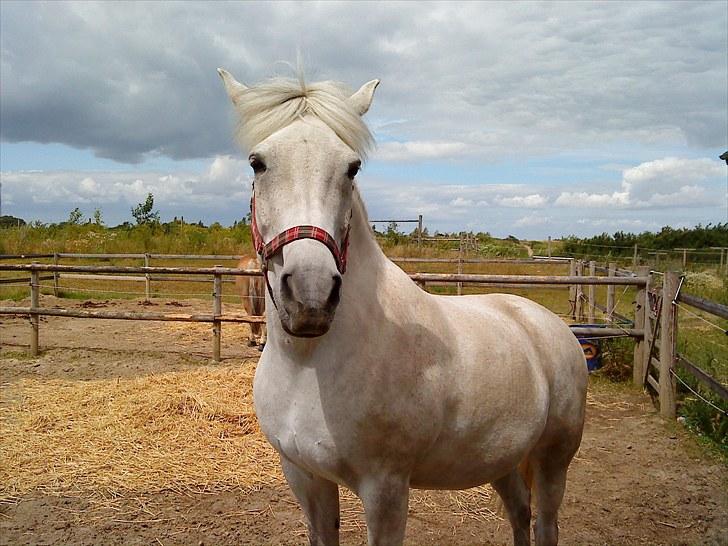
[347,161,361,180]
[249,156,266,174]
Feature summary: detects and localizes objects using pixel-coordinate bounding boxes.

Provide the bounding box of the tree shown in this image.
[93,208,104,226]
[67,207,83,225]
[0,215,26,228]
[131,193,160,225]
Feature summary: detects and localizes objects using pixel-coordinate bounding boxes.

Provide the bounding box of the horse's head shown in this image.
[218,68,379,338]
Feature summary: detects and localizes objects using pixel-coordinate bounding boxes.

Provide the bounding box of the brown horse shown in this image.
[235,256,266,348]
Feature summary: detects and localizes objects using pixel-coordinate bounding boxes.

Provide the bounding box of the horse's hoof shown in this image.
[247,339,257,347]
[257,343,265,352]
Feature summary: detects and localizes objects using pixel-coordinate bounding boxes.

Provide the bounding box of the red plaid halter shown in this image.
[250,192,351,275]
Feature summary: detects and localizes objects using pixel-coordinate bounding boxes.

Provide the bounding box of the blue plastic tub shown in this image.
[573,324,604,372]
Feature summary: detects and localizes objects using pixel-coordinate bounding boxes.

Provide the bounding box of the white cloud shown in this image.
[554,191,629,208]
[450,197,474,207]
[515,214,552,227]
[576,218,662,231]
[495,194,548,208]
[374,140,472,162]
[621,157,723,205]
[554,157,725,209]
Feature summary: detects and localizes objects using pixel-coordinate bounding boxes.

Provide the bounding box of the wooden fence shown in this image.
[3,253,724,424]
[635,271,728,417]
[0,258,646,362]
[370,215,423,247]
[559,261,727,418]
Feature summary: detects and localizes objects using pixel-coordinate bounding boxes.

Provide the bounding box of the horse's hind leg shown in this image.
[530,458,569,546]
[492,469,532,546]
[281,456,340,546]
[530,444,578,546]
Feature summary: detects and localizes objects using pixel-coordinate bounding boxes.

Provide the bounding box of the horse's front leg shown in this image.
[281,457,340,546]
[358,474,410,546]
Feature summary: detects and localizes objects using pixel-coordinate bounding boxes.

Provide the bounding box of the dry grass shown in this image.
[0,361,280,503]
[0,351,504,525]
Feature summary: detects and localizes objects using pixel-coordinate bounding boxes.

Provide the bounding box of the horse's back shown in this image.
[436,292,585,382]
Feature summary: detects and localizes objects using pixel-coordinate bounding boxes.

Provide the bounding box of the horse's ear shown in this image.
[348,79,380,116]
[217,68,248,105]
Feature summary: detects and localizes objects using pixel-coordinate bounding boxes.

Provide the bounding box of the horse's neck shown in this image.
[346,189,390,276]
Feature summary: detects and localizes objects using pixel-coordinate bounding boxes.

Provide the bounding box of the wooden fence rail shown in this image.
[391,257,570,265]
[678,293,728,320]
[409,273,646,286]
[0,306,266,323]
[0,275,55,285]
[676,354,728,402]
[0,264,262,276]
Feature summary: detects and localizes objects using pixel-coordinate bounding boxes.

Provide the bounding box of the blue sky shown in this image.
[1,1,726,238]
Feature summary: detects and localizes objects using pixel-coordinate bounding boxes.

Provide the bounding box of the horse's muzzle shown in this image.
[278,270,342,337]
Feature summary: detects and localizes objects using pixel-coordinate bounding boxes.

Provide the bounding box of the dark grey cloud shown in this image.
[1,1,726,163]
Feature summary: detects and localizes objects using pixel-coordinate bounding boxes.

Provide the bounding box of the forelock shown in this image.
[230,77,374,160]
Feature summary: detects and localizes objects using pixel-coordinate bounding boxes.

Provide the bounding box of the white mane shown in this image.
[230,77,374,159]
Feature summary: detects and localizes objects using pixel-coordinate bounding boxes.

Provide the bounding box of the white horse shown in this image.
[218,68,587,546]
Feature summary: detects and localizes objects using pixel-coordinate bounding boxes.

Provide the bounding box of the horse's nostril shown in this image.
[281,272,293,297]
[328,275,342,307]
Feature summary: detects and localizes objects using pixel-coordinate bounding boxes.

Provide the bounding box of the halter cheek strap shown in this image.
[250,191,351,308]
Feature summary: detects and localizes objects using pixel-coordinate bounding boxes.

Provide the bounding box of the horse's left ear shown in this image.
[217,68,248,105]
[348,79,380,116]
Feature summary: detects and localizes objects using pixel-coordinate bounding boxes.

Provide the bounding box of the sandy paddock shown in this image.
[1,297,726,545]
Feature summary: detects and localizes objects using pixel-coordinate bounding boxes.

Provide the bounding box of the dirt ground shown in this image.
[1,296,726,545]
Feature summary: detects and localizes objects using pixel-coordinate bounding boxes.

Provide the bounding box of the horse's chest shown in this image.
[253,364,344,474]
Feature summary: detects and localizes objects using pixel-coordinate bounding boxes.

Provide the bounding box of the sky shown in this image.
[1,1,727,239]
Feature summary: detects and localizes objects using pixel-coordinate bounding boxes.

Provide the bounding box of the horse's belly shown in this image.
[410,439,535,489]
[410,423,545,489]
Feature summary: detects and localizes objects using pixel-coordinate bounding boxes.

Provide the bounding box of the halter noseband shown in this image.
[250,189,351,307]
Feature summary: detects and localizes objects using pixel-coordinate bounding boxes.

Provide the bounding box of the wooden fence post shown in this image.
[588,261,596,322]
[53,252,59,297]
[569,259,576,320]
[30,263,40,356]
[632,266,649,385]
[144,253,151,300]
[633,244,638,267]
[659,271,678,418]
[457,234,463,296]
[212,266,222,362]
[575,261,584,321]
[417,214,423,250]
[606,262,616,322]
[547,236,552,258]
